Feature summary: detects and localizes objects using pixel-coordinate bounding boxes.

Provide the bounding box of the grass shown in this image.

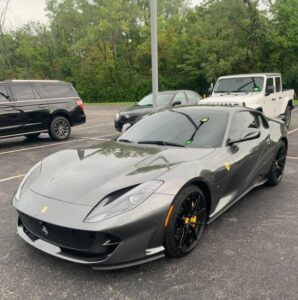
[85,102,134,106]
[294,99,298,107]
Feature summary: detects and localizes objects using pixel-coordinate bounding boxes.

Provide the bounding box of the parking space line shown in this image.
[287,156,298,160]
[0,174,25,183]
[0,133,116,156]
[73,123,113,131]
[288,128,298,135]
[0,139,86,156]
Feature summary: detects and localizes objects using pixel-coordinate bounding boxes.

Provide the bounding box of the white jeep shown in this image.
[200,73,295,127]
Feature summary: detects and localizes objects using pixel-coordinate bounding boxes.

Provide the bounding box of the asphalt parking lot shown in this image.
[1,106,298,300]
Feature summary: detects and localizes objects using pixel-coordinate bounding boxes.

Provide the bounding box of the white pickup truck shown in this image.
[201,73,295,127]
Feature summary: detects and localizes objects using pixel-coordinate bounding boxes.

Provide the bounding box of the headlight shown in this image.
[84,181,163,223]
[15,162,42,201]
[115,113,120,121]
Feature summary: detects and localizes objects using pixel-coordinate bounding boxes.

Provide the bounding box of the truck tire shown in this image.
[49,116,71,141]
[284,106,291,128]
[25,133,40,140]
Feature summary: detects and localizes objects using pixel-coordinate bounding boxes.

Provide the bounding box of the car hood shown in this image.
[119,105,163,116]
[29,141,214,207]
[201,93,261,104]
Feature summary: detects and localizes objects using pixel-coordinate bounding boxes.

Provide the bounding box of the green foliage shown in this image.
[0,0,297,102]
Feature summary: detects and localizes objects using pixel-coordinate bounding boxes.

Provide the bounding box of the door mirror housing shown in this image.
[228,129,261,145]
[266,85,274,96]
[208,82,214,95]
[122,123,132,133]
[172,100,182,106]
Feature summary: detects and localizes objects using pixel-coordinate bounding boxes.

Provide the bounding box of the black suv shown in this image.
[0,80,86,141]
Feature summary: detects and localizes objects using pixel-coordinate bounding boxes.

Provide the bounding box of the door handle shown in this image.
[4,107,13,111]
[266,138,271,145]
[38,104,46,108]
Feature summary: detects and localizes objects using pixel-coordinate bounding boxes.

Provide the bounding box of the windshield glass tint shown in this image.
[137,93,174,106]
[119,109,229,148]
[215,77,264,93]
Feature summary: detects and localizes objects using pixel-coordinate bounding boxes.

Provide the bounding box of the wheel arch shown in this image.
[281,136,288,152]
[189,179,212,218]
[287,99,294,110]
[50,110,72,126]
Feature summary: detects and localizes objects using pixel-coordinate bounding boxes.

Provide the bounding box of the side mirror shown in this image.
[172,100,182,106]
[228,130,261,145]
[266,86,274,96]
[122,123,132,133]
[208,82,214,95]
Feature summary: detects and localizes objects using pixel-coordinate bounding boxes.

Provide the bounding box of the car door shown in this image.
[224,111,271,198]
[263,77,276,117]
[10,84,50,132]
[274,76,284,116]
[0,85,23,137]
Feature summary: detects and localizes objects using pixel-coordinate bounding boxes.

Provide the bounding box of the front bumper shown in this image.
[17,218,165,270]
[14,191,174,270]
[114,115,140,131]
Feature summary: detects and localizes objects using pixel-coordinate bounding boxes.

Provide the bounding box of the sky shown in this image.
[1,0,203,31]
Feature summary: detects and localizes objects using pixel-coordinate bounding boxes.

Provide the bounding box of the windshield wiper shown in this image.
[118,139,134,143]
[137,140,185,147]
[186,117,209,145]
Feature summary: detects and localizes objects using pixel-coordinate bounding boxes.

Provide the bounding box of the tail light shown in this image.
[76,99,84,111]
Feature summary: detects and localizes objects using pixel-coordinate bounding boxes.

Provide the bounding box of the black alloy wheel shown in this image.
[267,140,287,186]
[49,116,71,141]
[284,106,291,128]
[164,185,207,258]
[25,133,40,140]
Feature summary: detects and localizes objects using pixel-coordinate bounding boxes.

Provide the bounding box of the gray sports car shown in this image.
[13,105,288,270]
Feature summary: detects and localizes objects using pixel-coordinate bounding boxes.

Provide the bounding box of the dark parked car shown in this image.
[114,90,202,131]
[0,80,86,141]
[13,105,287,270]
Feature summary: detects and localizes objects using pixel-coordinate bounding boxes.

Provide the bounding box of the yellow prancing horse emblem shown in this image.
[225,162,231,172]
[41,206,48,214]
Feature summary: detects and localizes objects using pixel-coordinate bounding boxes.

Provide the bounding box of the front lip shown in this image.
[16,222,165,270]
[13,191,175,269]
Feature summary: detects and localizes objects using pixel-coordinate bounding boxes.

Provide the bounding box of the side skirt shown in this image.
[207,178,268,224]
[0,130,48,140]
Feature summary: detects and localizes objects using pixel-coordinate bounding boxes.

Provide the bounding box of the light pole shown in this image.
[150,0,158,110]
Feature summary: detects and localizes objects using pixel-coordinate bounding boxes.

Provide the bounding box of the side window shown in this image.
[275,77,281,92]
[266,78,274,94]
[38,84,78,99]
[10,85,36,101]
[229,111,260,141]
[173,92,187,105]
[0,86,9,102]
[186,92,198,105]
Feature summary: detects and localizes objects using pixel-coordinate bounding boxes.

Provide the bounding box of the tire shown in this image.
[267,140,287,186]
[284,106,291,128]
[25,133,40,140]
[164,184,207,258]
[49,116,71,141]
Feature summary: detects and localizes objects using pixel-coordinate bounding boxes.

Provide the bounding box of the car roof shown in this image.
[0,80,69,84]
[218,73,281,79]
[149,90,197,95]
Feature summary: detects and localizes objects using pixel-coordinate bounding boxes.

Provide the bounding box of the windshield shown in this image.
[119,109,229,148]
[137,93,174,107]
[214,77,264,93]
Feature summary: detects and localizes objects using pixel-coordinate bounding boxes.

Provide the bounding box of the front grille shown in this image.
[19,212,120,257]
[120,115,139,123]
